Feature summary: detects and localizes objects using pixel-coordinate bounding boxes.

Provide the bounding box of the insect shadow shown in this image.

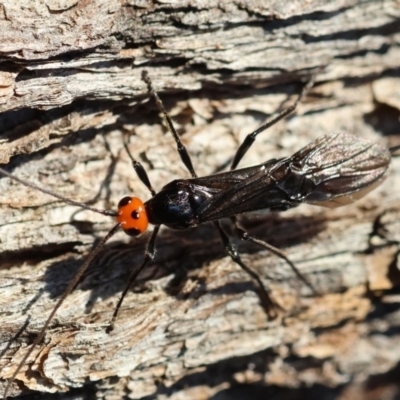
[67,211,327,314]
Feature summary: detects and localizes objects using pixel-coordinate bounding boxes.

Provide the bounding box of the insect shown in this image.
[1,70,397,398]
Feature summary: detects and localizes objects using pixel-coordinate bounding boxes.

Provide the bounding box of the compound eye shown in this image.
[117,196,148,236]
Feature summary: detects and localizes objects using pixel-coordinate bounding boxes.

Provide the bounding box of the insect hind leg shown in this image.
[214,220,280,318]
[230,72,318,170]
[231,217,317,296]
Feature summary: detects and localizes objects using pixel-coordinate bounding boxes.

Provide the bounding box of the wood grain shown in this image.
[0,1,399,399]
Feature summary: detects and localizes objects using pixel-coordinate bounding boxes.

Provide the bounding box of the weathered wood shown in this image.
[0,0,399,399]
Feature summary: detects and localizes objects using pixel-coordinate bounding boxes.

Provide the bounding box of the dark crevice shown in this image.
[364,102,400,139]
[303,19,400,44]
[0,242,79,269]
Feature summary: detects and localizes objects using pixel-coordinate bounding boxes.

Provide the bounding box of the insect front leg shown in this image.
[141,72,281,317]
[107,135,163,330]
[141,71,197,178]
[107,225,160,332]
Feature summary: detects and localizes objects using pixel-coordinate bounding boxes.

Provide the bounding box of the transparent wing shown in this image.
[282,133,391,207]
[194,133,391,221]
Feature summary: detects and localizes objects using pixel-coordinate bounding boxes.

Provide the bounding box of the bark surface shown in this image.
[0,1,399,399]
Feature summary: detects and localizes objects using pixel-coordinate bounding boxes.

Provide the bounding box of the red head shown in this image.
[117,196,148,236]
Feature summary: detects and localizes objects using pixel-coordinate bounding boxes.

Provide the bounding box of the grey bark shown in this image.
[0,0,399,399]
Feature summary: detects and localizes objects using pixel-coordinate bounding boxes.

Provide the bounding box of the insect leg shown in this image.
[142,72,281,315]
[230,73,317,170]
[3,223,121,400]
[142,71,197,178]
[107,225,160,332]
[231,217,317,295]
[214,220,279,318]
[105,136,162,330]
[115,74,198,330]
[123,135,156,196]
